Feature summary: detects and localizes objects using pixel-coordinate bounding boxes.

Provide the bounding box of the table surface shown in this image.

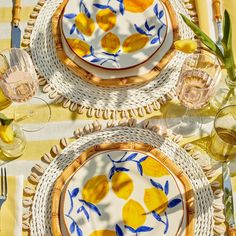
[0,0,236,235]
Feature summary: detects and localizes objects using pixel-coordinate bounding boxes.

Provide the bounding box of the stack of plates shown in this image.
[51,143,195,236]
[52,0,179,87]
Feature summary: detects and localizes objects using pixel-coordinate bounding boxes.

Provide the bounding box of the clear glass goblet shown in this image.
[0,48,51,132]
[165,53,221,137]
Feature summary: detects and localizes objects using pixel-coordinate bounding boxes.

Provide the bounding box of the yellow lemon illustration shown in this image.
[75,13,95,36]
[124,0,154,13]
[122,199,146,229]
[141,157,169,177]
[0,125,14,143]
[144,188,168,214]
[122,34,149,53]
[101,32,120,54]
[82,175,109,204]
[67,38,90,57]
[96,9,116,32]
[174,39,198,54]
[90,230,116,236]
[112,172,133,200]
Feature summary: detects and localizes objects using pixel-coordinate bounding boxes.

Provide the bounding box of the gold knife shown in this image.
[11,0,21,48]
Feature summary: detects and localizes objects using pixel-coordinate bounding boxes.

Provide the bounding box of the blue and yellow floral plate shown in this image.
[61,0,168,70]
[52,143,195,236]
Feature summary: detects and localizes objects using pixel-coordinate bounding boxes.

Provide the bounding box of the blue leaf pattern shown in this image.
[168,198,182,208]
[115,224,124,236]
[125,153,138,161]
[109,166,116,179]
[82,3,91,18]
[145,20,150,31]
[158,10,164,20]
[75,225,83,236]
[151,37,159,44]
[154,4,159,17]
[137,162,143,176]
[150,179,163,191]
[124,225,136,233]
[115,167,129,172]
[93,3,109,9]
[136,226,154,232]
[134,24,148,35]
[149,25,156,31]
[152,211,162,221]
[81,206,90,221]
[119,1,125,15]
[81,200,102,216]
[64,13,77,19]
[139,155,148,162]
[91,58,103,63]
[164,181,169,195]
[70,24,76,35]
[68,190,74,215]
[71,187,79,198]
[76,29,85,41]
[70,222,75,233]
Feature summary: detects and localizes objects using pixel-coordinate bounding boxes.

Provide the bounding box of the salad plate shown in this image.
[52,143,194,236]
[61,0,168,70]
[52,0,179,87]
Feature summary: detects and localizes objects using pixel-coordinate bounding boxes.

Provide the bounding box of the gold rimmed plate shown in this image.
[61,0,168,70]
[52,0,179,87]
[51,142,195,236]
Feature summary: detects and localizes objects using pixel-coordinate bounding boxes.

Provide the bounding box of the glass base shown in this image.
[164,103,202,137]
[14,97,51,132]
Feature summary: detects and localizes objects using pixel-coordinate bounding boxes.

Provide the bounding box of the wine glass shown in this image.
[208,105,236,234]
[0,48,51,132]
[165,53,221,137]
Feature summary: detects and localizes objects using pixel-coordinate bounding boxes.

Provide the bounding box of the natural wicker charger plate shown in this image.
[52,0,179,87]
[51,142,194,236]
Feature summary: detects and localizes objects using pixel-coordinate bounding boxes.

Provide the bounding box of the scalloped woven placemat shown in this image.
[23,0,199,119]
[22,121,220,236]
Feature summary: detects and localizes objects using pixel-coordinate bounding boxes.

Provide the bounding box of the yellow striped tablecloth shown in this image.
[0,0,236,235]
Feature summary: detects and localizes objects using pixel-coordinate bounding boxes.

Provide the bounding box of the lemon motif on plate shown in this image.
[96,9,116,32]
[122,199,146,229]
[62,150,185,236]
[122,33,149,53]
[75,13,95,36]
[141,156,170,177]
[123,0,154,13]
[82,175,109,204]
[101,32,121,54]
[67,38,91,57]
[111,172,133,200]
[144,187,168,214]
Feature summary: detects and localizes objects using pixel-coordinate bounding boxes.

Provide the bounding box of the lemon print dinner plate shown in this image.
[52,143,195,236]
[61,0,168,69]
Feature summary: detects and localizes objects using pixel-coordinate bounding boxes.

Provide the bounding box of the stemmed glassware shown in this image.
[165,53,221,137]
[0,48,51,132]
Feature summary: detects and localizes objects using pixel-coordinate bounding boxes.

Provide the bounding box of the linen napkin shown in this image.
[0,175,24,236]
